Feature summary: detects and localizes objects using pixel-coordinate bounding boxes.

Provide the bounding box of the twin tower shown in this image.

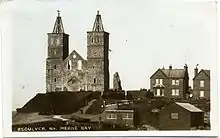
[46,11,109,92]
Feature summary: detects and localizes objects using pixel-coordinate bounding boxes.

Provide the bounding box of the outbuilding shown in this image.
[159,102,204,130]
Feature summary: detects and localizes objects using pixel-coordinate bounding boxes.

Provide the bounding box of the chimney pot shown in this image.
[169,65,172,70]
[194,66,198,77]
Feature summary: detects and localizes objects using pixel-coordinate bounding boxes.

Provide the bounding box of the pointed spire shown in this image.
[52,10,64,33]
[92,10,104,32]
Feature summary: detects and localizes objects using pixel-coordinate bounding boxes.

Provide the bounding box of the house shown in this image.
[193,66,210,100]
[150,65,189,99]
[105,109,134,127]
[159,102,204,130]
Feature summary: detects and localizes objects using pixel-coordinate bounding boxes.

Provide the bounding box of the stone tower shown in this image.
[46,11,69,92]
[87,11,109,92]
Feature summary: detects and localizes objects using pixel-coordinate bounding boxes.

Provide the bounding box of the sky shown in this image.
[0,0,217,110]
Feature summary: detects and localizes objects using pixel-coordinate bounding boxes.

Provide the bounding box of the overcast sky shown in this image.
[0,0,217,110]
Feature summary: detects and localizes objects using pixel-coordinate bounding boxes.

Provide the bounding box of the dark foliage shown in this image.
[126,90,148,100]
[146,91,154,99]
[102,92,125,100]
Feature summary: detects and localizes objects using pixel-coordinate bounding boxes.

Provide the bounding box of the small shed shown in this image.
[159,102,204,130]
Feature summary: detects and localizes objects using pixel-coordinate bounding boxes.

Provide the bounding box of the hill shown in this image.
[17,91,101,115]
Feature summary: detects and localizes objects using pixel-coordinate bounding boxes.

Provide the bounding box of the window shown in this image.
[107,114,117,119]
[172,89,175,96]
[54,50,56,55]
[54,65,56,69]
[123,113,133,119]
[156,79,159,84]
[160,79,163,84]
[156,89,160,96]
[172,89,179,96]
[73,54,76,59]
[171,113,179,119]
[50,38,54,45]
[200,80,205,87]
[68,60,71,70]
[94,78,96,83]
[92,65,95,69]
[155,89,164,97]
[172,80,179,85]
[176,89,179,96]
[54,78,56,82]
[96,37,99,43]
[200,91,204,97]
[161,89,165,96]
[176,80,179,85]
[93,86,96,91]
[77,60,82,70]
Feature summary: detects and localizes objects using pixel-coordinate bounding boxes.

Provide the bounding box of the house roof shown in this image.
[193,69,210,80]
[161,69,186,78]
[175,102,203,112]
[105,110,134,113]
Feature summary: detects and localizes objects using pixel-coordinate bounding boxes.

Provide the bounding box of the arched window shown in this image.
[68,60,71,69]
[96,37,99,43]
[77,60,82,70]
[94,78,96,83]
[54,65,56,69]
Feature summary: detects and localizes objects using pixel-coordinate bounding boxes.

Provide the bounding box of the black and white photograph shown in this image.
[0,0,218,137]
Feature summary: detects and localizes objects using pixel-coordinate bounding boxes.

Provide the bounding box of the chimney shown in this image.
[184,64,188,70]
[169,65,172,70]
[194,64,199,77]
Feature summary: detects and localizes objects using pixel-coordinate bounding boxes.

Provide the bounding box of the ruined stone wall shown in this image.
[62,51,87,91]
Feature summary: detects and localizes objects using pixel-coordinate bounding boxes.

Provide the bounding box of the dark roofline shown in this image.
[63,50,86,62]
[150,69,168,79]
[87,31,109,34]
[193,69,210,80]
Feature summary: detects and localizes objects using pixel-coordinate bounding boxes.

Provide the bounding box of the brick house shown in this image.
[193,67,210,100]
[159,102,204,130]
[150,65,189,99]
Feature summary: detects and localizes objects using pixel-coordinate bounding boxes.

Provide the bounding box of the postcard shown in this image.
[0,0,218,137]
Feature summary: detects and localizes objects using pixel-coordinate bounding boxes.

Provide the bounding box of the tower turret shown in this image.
[46,11,69,92]
[87,11,110,92]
